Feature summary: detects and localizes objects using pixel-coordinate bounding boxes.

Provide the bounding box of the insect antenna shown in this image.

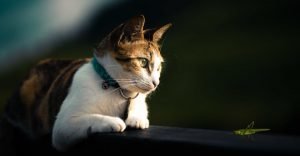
[246,121,255,129]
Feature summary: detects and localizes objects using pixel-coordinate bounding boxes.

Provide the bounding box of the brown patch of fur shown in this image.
[20,74,40,108]
[20,59,56,109]
[37,58,54,65]
[3,58,89,137]
[37,59,90,132]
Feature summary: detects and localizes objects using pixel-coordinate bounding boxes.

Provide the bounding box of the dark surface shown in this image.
[71,125,300,155]
[1,123,300,155]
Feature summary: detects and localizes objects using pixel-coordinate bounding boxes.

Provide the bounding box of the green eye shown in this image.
[139,58,149,68]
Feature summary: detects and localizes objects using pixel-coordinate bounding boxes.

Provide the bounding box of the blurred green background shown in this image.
[0,0,299,135]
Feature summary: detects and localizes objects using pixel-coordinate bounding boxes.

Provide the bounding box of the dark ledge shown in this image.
[1,124,300,155]
[69,125,300,155]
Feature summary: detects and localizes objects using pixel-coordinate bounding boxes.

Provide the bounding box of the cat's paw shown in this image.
[93,117,126,133]
[125,116,149,129]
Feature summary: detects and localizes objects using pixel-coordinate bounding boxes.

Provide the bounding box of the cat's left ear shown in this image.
[144,23,172,43]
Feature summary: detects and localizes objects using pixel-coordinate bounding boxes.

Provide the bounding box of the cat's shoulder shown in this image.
[21,58,91,89]
[17,58,91,110]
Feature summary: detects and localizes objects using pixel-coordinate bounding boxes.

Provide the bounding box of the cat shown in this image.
[1,15,171,152]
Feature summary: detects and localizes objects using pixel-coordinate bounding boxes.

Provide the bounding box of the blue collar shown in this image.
[91,57,120,89]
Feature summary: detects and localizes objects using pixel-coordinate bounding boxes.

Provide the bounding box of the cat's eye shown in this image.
[139,58,149,68]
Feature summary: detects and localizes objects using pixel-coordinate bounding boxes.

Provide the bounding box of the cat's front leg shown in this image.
[52,114,126,151]
[125,95,149,129]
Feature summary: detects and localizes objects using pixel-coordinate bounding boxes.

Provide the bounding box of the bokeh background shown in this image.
[0,0,299,135]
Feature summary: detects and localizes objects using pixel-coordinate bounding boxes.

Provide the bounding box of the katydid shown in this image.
[234,121,270,135]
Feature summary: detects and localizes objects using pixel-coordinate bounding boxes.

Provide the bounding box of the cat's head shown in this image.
[95,15,171,94]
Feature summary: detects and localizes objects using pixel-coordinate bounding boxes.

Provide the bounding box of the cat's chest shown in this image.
[71,63,128,116]
[93,87,128,115]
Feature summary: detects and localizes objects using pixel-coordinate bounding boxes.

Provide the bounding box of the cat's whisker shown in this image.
[106,78,135,81]
[138,83,151,89]
[116,75,153,89]
[111,79,135,81]
[110,79,133,80]
[107,79,134,81]
[100,83,136,97]
[84,81,137,98]
[135,79,151,86]
[107,78,138,84]
[119,83,137,90]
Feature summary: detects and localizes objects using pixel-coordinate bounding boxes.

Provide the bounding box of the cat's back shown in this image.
[2,58,90,138]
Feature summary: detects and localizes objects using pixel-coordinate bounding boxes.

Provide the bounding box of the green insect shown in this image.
[234,121,270,135]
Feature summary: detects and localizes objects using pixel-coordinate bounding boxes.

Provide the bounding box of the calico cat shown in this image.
[1,15,171,151]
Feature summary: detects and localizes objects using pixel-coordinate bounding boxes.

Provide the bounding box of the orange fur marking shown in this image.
[20,72,41,108]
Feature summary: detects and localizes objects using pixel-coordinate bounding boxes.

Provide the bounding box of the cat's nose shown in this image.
[152,81,158,88]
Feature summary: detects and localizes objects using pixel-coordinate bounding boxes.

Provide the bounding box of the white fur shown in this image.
[52,53,162,151]
[151,54,162,86]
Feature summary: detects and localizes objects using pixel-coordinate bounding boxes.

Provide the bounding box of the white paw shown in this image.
[93,117,126,133]
[125,116,149,129]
